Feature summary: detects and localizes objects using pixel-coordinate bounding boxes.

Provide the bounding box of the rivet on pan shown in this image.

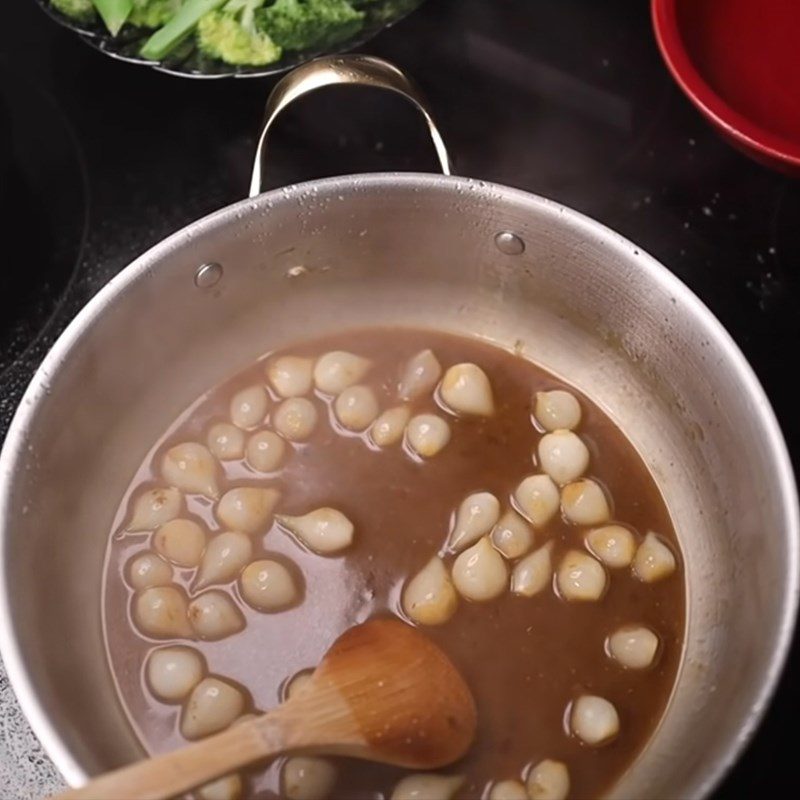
[494,231,526,255]
[194,262,223,288]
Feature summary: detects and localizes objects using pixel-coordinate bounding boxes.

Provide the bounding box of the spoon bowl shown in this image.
[53,618,477,800]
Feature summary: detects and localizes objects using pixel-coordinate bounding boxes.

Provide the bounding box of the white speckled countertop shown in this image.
[0,663,65,799]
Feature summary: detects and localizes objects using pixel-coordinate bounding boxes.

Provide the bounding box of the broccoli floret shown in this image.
[129,0,182,27]
[141,0,226,59]
[257,0,364,52]
[197,1,282,65]
[50,0,96,21]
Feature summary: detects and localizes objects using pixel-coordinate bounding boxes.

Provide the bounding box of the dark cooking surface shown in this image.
[0,0,797,797]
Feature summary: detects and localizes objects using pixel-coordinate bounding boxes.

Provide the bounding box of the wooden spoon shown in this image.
[54,618,477,800]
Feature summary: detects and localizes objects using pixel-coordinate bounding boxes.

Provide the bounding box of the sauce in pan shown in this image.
[103,328,685,800]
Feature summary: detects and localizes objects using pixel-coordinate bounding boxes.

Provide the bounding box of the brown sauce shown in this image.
[103,328,685,799]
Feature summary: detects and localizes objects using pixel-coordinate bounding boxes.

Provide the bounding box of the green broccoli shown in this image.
[91,1,134,35]
[196,1,282,66]
[257,0,364,52]
[141,0,226,59]
[50,0,96,21]
[129,0,182,27]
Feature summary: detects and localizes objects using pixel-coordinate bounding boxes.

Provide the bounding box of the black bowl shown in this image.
[35,0,425,78]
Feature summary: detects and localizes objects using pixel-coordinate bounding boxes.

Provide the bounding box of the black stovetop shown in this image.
[1,0,797,796]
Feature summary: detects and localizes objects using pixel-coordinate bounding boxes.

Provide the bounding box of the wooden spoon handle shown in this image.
[52,714,286,800]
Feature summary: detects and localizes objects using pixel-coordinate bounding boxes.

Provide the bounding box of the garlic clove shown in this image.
[181,677,245,740]
[161,443,220,498]
[134,586,192,639]
[230,385,268,430]
[491,508,534,560]
[440,363,494,416]
[513,475,560,528]
[533,390,581,432]
[402,556,458,626]
[187,591,245,641]
[406,414,451,458]
[128,487,182,531]
[276,508,354,554]
[196,531,253,588]
[239,559,299,612]
[273,398,318,441]
[398,349,442,401]
[511,542,554,598]
[370,406,411,447]
[334,385,380,431]
[313,351,370,395]
[216,487,280,535]
[451,537,508,602]
[632,531,676,583]
[561,479,611,525]
[267,356,314,398]
[447,492,501,553]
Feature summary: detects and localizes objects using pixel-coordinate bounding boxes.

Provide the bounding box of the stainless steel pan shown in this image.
[0,56,797,800]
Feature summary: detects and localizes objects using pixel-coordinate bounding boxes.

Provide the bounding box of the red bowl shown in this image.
[652,0,800,175]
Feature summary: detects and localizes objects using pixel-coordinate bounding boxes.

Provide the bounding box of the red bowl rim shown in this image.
[651,0,800,168]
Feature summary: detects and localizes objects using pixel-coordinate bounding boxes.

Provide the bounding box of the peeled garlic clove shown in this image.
[198,774,243,800]
[230,385,268,430]
[440,363,494,416]
[391,774,464,800]
[146,646,204,702]
[128,487,182,531]
[154,519,206,568]
[181,677,245,740]
[196,531,253,588]
[246,430,286,473]
[447,492,501,553]
[561,479,611,525]
[268,356,314,398]
[216,487,280,534]
[398,349,442,401]
[406,414,451,458]
[606,625,660,669]
[527,760,570,800]
[586,524,636,568]
[282,757,337,800]
[513,475,559,528]
[370,406,411,447]
[452,537,508,602]
[632,531,676,582]
[276,508,354,554]
[491,508,534,559]
[556,550,607,601]
[188,591,245,641]
[489,779,528,800]
[537,430,590,485]
[534,390,581,432]
[285,670,314,700]
[134,586,192,639]
[240,559,299,611]
[207,423,245,461]
[127,553,173,590]
[334,385,380,431]
[273,398,318,441]
[162,443,220,498]
[570,695,619,746]
[402,556,458,626]
[511,542,553,598]
[313,351,370,395]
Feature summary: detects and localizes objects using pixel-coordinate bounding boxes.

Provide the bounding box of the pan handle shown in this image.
[249,54,451,197]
